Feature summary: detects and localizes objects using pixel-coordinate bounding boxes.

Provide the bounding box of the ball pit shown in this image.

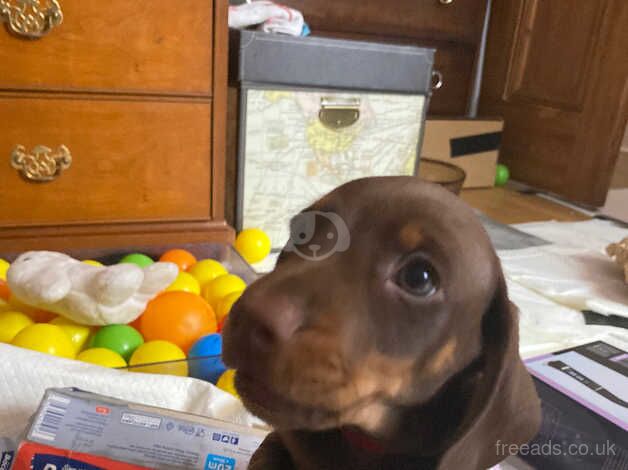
[1,245,253,399]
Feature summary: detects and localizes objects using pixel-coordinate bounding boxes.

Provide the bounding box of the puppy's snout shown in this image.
[235,292,303,353]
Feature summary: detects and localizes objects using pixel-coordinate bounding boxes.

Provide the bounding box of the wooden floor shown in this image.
[460,187,590,225]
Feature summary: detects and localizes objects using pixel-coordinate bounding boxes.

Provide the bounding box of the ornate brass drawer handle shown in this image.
[11,144,72,182]
[0,0,63,39]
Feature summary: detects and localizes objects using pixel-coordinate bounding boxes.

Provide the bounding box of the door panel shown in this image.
[480,0,628,206]
[505,0,605,111]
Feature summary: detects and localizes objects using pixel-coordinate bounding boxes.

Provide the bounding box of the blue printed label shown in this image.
[205,453,236,470]
[32,453,105,470]
[0,451,14,470]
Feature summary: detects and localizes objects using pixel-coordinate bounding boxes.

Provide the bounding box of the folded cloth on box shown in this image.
[229,1,306,36]
[513,219,627,253]
[0,343,267,441]
[498,244,628,318]
[506,279,628,358]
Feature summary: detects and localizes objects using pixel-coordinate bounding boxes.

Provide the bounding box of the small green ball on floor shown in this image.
[495,163,510,186]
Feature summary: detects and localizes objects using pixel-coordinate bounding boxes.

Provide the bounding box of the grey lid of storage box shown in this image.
[229,29,434,94]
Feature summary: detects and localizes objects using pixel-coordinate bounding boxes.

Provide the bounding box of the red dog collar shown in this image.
[341,428,387,454]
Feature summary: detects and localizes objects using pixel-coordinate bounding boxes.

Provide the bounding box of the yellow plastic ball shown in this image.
[201,274,246,310]
[235,228,271,264]
[12,323,76,359]
[82,259,103,267]
[216,369,239,398]
[50,316,94,352]
[0,298,14,313]
[165,271,201,295]
[77,348,127,368]
[215,291,242,325]
[129,340,188,377]
[0,311,34,343]
[187,259,228,287]
[0,259,9,281]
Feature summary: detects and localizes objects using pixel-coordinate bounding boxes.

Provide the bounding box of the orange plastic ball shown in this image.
[140,291,216,353]
[128,314,143,331]
[8,294,55,322]
[159,249,197,271]
[0,280,10,301]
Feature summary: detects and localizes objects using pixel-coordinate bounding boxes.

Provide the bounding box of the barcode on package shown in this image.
[31,393,70,441]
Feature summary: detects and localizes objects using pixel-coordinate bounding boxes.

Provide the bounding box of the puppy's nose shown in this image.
[242,293,303,352]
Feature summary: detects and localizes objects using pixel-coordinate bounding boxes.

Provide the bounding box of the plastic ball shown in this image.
[118,253,154,268]
[12,323,75,359]
[90,324,144,362]
[165,271,201,295]
[0,259,9,281]
[8,294,55,322]
[0,311,34,343]
[0,280,10,301]
[82,259,103,267]
[77,348,127,368]
[201,274,246,310]
[216,369,239,398]
[188,333,227,384]
[495,163,510,186]
[50,316,94,352]
[235,228,271,264]
[187,259,227,287]
[214,291,242,325]
[129,340,188,376]
[0,298,12,313]
[159,249,197,271]
[140,291,216,353]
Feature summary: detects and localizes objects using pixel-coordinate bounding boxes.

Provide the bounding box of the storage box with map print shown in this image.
[230,30,435,249]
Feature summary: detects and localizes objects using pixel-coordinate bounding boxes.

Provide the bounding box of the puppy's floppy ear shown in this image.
[440,269,541,470]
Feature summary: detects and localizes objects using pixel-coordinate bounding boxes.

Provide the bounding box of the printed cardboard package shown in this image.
[14,388,269,470]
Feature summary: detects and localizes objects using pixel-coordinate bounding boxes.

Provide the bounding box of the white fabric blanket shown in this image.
[0,343,267,440]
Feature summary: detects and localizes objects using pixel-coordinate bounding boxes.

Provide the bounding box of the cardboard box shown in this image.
[421,118,503,188]
[19,388,269,470]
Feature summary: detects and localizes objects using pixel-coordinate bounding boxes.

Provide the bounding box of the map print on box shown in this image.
[241,89,426,248]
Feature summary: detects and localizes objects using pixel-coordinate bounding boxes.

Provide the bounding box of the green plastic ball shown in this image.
[118,253,154,268]
[495,164,510,187]
[90,324,144,362]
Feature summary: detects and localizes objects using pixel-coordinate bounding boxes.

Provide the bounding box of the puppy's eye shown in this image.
[396,259,438,297]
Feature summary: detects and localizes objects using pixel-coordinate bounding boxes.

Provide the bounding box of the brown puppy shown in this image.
[223,176,541,470]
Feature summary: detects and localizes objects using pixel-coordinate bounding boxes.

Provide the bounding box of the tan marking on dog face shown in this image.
[425,338,457,375]
[399,222,424,251]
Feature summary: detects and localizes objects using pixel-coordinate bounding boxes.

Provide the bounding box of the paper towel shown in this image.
[0,343,267,441]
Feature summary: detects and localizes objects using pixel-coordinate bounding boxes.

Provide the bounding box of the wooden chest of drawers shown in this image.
[0,0,231,252]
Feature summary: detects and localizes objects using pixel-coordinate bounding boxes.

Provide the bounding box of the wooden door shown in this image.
[479,0,628,206]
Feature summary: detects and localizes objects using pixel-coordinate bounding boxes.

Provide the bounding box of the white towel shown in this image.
[229,1,304,36]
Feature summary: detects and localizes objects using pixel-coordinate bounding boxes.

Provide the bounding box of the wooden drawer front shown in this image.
[282,0,485,45]
[430,44,476,115]
[0,0,212,95]
[0,96,212,226]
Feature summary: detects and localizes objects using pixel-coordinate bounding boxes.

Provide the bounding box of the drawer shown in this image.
[282,0,486,45]
[0,95,212,226]
[0,0,212,95]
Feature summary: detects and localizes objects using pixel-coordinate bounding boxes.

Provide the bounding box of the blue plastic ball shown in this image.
[188,333,227,384]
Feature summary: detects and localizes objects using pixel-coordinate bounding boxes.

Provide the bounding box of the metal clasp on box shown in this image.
[319,97,361,130]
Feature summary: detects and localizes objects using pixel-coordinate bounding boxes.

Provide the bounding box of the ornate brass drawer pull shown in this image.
[0,0,63,39]
[11,144,72,182]
[319,97,361,130]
